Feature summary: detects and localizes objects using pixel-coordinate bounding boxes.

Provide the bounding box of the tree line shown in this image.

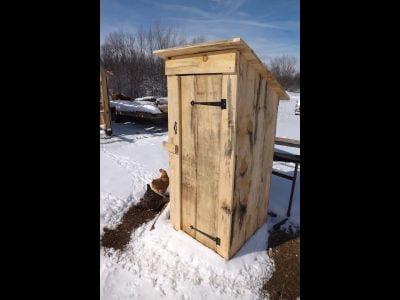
[100,23,205,98]
[100,24,299,98]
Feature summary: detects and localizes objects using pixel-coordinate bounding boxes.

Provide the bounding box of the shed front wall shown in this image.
[166,73,238,259]
[164,50,280,260]
[229,54,280,258]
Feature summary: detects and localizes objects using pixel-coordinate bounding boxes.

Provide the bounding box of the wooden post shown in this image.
[100,65,112,135]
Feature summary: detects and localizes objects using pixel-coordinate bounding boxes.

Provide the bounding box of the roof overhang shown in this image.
[153,38,290,100]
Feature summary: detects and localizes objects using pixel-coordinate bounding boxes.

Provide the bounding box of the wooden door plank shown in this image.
[180,75,197,237]
[193,74,222,251]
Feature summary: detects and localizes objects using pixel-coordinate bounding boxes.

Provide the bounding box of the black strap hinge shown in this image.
[190,99,226,109]
[190,225,220,245]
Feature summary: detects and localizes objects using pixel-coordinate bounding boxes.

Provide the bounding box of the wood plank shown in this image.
[165,51,237,75]
[245,74,268,242]
[100,66,112,130]
[180,75,197,238]
[154,38,243,59]
[162,141,178,154]
[100,110,105,128]
[229,54,255,257]
[216,74,237,259]
[247,60,290,100]
[257,88,280,227]
[275,137,300,148]
[167,75,182,231]
[192,74,222,251]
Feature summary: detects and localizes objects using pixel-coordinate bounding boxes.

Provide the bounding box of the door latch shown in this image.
[190,99,226,109]
[174,121,177,134]
[190,225,220,245]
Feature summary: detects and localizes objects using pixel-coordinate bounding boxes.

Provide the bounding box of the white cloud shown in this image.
[166,17,291,30]
[146,1,215,19]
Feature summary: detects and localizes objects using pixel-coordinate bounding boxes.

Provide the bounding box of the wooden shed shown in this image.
[100,65,112,136]
[154,38,289,260]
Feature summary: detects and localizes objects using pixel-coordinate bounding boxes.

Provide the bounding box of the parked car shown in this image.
[111,93,132,101]
[110,96,168,122]
[134,96,157,103]
[156,97,168,113]
[295,99,300,115]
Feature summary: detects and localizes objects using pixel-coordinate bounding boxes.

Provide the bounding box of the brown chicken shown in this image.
[150,169,169,195]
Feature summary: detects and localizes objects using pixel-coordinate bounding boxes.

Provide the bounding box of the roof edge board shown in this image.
[153,38,290,100]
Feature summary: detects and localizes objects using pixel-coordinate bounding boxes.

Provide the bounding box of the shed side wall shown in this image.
[229,54,279,258]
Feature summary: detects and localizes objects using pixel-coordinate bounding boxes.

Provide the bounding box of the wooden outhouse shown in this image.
[100,65,112,136]
[154,38,289,260]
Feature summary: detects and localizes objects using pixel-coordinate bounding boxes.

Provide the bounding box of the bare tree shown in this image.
[190,36,206,44]
[267,55,300,92]
[100,23,206,97]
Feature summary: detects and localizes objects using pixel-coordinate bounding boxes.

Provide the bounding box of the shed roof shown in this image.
[153,37,289,100]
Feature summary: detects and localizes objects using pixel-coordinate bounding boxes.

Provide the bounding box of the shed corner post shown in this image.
[167,75,183,231]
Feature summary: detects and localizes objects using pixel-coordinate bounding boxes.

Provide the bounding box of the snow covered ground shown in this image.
[100,92,300,299]
[275,92,300,155]
[269,92,300,226]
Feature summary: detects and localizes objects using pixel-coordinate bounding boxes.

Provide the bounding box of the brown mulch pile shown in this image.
[101,205,159,251]
[101,185,169,251]
[264,228,300,300]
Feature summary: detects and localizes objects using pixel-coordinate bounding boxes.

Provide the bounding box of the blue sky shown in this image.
[100,0,299,66]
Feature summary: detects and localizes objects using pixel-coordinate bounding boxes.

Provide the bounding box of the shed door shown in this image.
[180,74,223,251]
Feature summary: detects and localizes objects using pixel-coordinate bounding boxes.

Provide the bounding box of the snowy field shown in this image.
[100,92,300,299]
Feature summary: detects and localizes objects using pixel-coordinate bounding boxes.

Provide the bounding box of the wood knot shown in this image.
[239,158,248,176]
[202,55,208,62]
[247,119,253,134]
[221,204,231,215]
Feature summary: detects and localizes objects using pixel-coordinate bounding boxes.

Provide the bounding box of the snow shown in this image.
[100,92,300,299]
[101,205,274,299]
[134,96,157,102]
[275,92,300,156]
[110,100,162,114]
[269,92,300,228]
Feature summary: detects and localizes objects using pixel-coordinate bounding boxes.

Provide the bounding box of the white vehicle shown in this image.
[156,97,168,113]
[295,99,300,115]
[134,96,157,103]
